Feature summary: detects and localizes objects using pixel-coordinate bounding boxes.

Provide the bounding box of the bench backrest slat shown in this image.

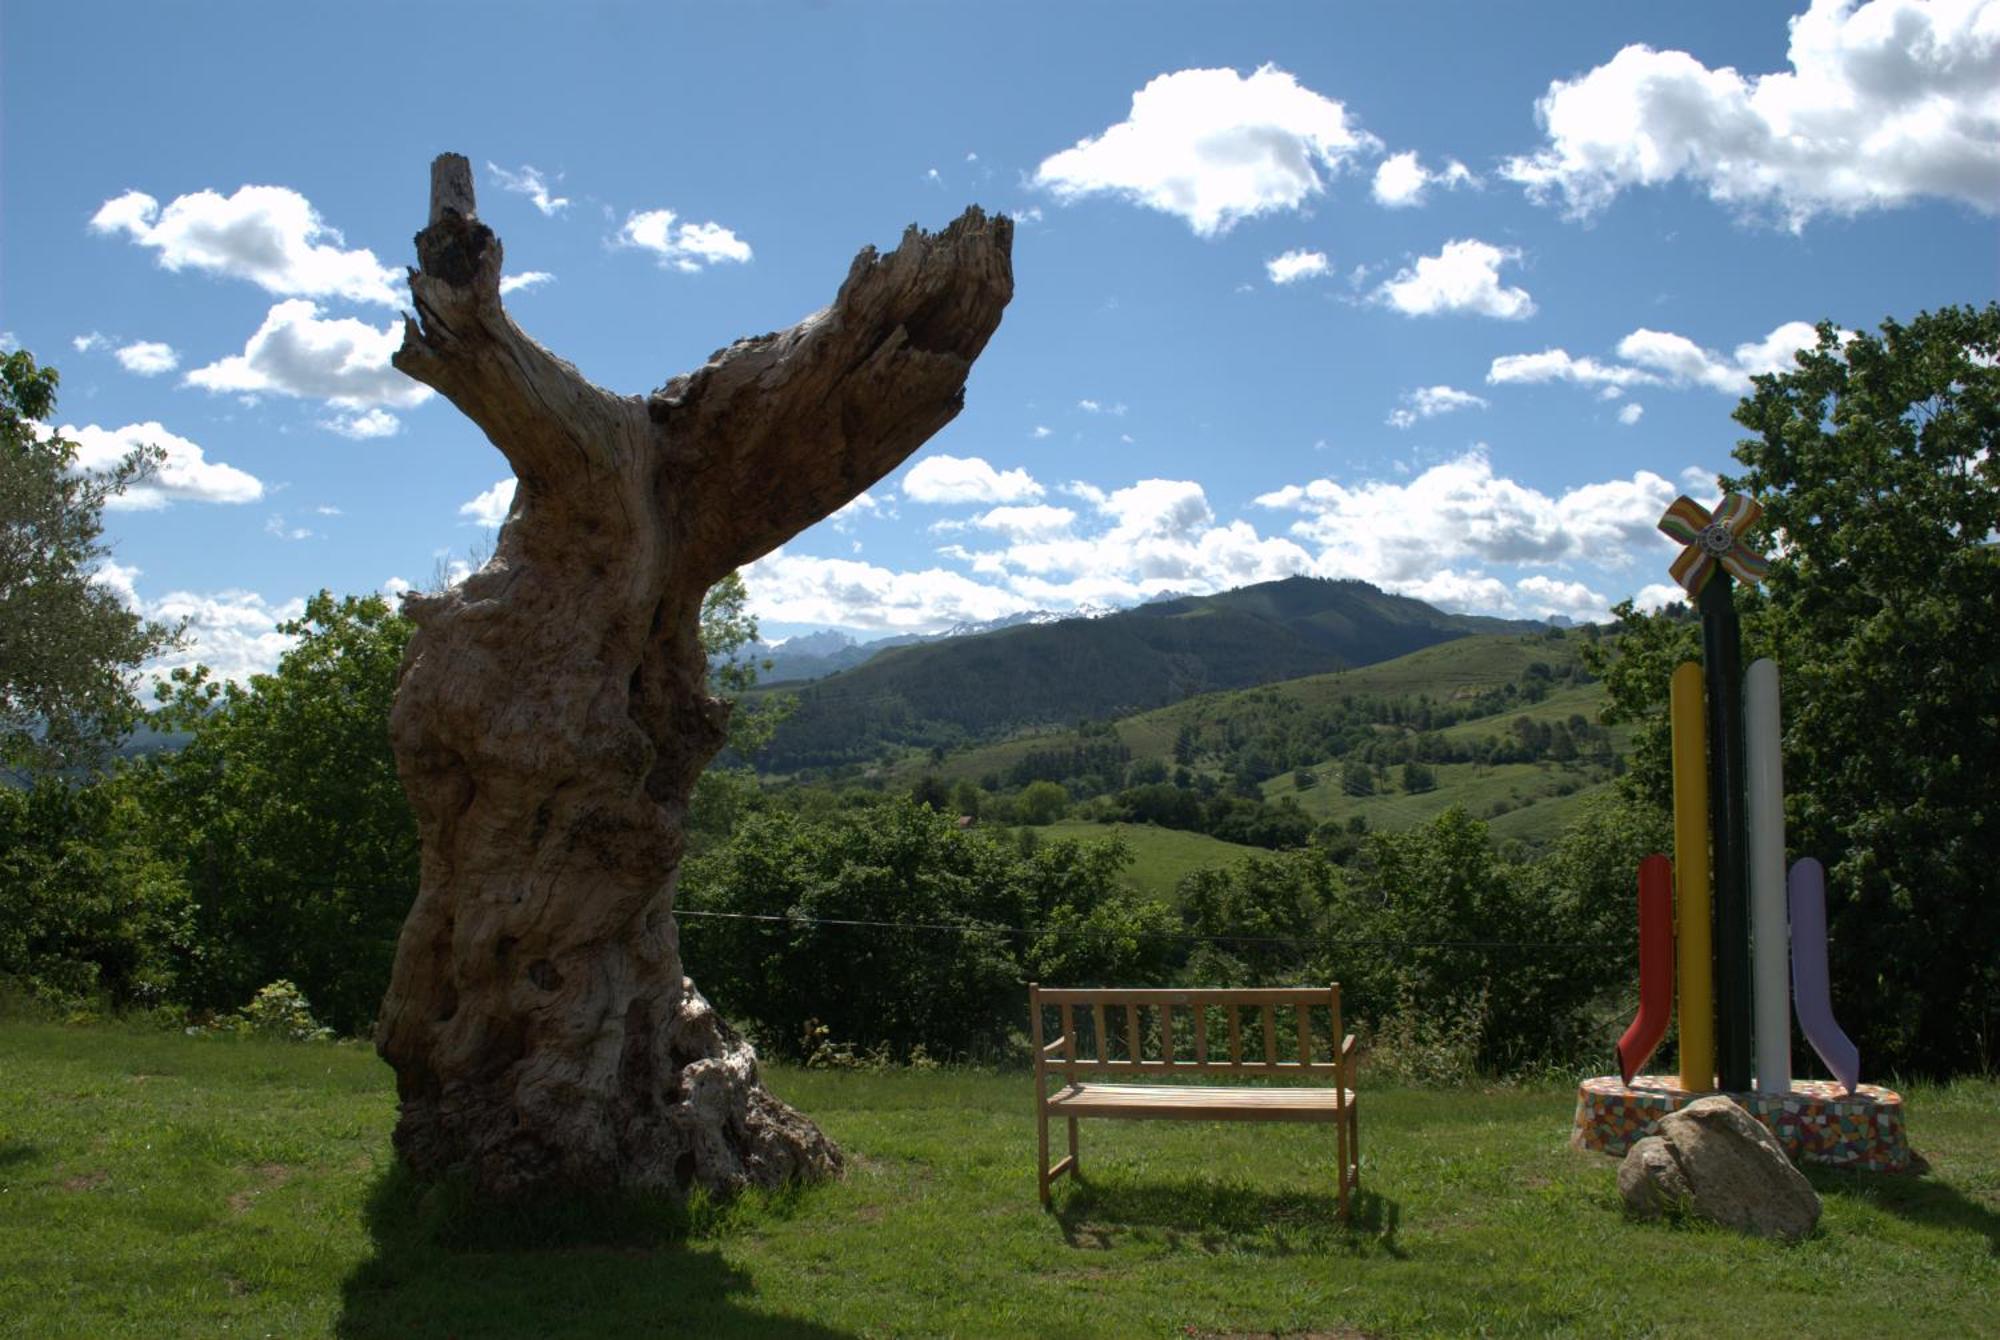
[1031,986,1344,1078]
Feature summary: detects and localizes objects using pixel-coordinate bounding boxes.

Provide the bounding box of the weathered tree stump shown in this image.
[375,153,1013,1199]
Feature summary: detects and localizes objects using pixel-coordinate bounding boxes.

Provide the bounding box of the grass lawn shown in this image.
[2,1017,1995,1338]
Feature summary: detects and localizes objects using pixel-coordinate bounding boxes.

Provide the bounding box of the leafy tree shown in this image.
[0,351,181,774]
[1400,761,1437,794]
[687,571,793,846]
[1594,305,1999,1075]
[1016,779,1069,826]
[136,593,416,1032]
[0,773,191,1005]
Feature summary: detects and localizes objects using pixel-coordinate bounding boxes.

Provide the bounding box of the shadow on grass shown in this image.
[335,1164,852,1340]
[1052,1173,1403,1259]
[1808,1163,2000,1256]
[0,1140,39,1171]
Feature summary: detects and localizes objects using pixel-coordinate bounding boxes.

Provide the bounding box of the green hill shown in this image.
[754,576,1541,772]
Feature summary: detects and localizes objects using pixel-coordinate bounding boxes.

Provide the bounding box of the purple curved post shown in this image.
[1789,858,1860,1093]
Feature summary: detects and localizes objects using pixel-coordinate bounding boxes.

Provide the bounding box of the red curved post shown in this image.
[1617,854,1676,1084]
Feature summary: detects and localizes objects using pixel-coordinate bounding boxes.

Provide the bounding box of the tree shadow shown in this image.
[335,1165,853,1339]
[0,1140,39,1171]
[1807,1162,2000,1257]
[1051,1173,1403,1260]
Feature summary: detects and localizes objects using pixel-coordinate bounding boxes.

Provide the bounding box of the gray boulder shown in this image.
[1616,1095,1821,1241]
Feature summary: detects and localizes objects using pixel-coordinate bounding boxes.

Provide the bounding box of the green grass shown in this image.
[1033,819,1269,899]
[4,1017,1995,1338]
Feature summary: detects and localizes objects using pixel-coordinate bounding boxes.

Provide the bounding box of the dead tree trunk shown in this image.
[375,154,1012,1199]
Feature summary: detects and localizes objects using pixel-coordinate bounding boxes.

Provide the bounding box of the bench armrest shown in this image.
[1039,1037,1069,1059]
[1340,1033,1357,1058]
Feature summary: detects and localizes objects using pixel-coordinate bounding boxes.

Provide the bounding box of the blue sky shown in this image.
[5,1,1994,680]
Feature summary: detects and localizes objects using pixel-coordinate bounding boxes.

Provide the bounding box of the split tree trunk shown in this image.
[375,154,1012,1198]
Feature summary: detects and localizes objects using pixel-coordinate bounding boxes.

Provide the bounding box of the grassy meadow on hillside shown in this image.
[3,1016,1996,1339]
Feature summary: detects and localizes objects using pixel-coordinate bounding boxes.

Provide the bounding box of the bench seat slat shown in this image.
[1047,1082,1355,1123]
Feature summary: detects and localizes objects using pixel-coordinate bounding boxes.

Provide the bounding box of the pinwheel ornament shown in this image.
[1658,493,1771,597]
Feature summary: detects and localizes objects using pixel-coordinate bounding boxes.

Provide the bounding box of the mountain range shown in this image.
[746,576,1547,772]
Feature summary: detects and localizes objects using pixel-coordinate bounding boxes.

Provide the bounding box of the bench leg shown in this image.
[1349,1103,1361,1194]
[1037,1101,1051,1207]
[1336,1110,1350,1222]
[1066,1115,1079,1176]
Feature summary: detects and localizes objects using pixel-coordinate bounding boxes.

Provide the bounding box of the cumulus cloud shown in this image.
[114,341,177,376]
[902,454,1046,504]
[1388,384,1488,428]
[1077,398,1128,415]
[486,163,570,216]
[499,270,555,296]
[1503,0,2000,226]
[90,185,401,305]
[1267,248,1331,284]
[1618,402,1646,426]
[459,477,517,528]
[1374,239,1535,319]
[73,332,109,354]
[743,548,1039,632]
[1517,574,1609,618]
[1371,151,1477,207]
[146,587,308,686]
[51,420,263,509]
[186,300,432,409]
[617,209,752,272]
[1490,319,1824,395]
[1034,64,1381,235]
[321,408,401,439]
[970,505,1078,540]
[1254,449,1686,601]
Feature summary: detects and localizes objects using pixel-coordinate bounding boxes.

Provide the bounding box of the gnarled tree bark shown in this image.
[375,153,1012,1198]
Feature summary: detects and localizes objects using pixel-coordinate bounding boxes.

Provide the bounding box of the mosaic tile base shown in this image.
[1572,1074,1909,1172]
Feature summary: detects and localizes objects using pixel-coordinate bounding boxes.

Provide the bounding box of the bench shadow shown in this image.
[1806,1161,2000,1256]
[334,1164,854,1340]
[1052,1173,1403,1259]
[0,1139,39,1171]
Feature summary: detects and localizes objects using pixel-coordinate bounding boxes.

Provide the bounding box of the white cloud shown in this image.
[1633,582,1690,613]
[1030,425,1052,439]
[499,270,555,296]
[321,408,401,439]
[114,341,178,376]
[1267,248,1331,284]
[265,513,313,542]
[1490,319,1824,396]
[186,300,432,410]
[1504,0,2000,226]
[1374,239,1535,319]
[1371,151,1478,207]
[314,505,343,516]
[971,504,1078,540]
[903,454,1046,504]
[1077,398,1128,415]
[743,548,1039,632]
[459,477,517,528]
[1488,348,1655,388]
[73,332,109,354]
[618,209,752,272]
[1388,384,1488,428]
[486,163,570,216]
[1618,402,1646,426]
[1034,63,1381,235]
[90,185,401,305]
[1517,574,1608,618]
[52,420,263,509]
[1254,450,1685,597]
[146,587,308,686]
[829,491,889,532]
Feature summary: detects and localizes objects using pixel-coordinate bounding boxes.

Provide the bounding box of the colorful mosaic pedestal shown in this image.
[1572,1074,1909,1172]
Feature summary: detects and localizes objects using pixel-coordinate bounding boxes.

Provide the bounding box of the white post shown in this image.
[1745,658,1791,1092]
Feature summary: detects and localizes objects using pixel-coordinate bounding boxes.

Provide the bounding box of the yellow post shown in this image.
[1670,662,1716,1092]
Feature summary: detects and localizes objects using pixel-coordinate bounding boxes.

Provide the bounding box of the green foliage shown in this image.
[687,571,792,849]
[0,774,191,1006]
[0,350,182,775]
[194,978,335,1042]
[1015,779,1069,825]
[679,799,1170,1060]
[135,592,416,1034]
[1593,305,1999,1077]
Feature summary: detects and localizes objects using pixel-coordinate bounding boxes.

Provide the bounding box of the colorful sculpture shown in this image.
[1575,492,1909,1170]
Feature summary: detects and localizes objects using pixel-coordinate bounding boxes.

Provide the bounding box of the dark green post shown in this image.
[1699,574,1752,1092]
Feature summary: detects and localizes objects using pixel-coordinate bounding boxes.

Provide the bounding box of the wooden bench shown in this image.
[1030,984,1360,1218]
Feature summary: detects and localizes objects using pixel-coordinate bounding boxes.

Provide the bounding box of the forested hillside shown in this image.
[755,576,1540,770]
